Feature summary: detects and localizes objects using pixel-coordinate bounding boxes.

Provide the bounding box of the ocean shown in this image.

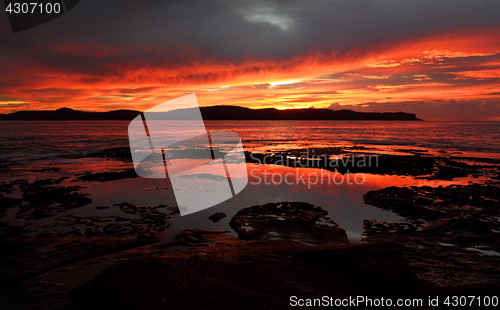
[1,120,500,160]
[1,120,498,243]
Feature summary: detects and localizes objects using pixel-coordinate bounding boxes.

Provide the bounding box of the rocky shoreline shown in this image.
[1,147,500,309]
[362,183,500,287]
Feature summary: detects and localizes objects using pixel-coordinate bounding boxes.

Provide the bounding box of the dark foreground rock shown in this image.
[11,178,91,221]
[60,232,500,310]
[364,183,500,221]
[363,183,500,287]
[230,201,350,245]
[64,240,421,310]
[246,150,496,180]
[0,178,92,231]
[0,230,232,310]
[208,212,227,222]
[73,169,138,182]
[2,230,500,310]
[0,235,161,292]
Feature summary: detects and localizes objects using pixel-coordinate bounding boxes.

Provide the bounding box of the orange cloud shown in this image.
[1,26,500,118]
[451,69,500,80]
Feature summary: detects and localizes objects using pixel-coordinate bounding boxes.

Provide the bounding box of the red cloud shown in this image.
[1,26,500,118]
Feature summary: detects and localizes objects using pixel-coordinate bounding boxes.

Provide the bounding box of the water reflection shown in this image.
[14,162,479,244]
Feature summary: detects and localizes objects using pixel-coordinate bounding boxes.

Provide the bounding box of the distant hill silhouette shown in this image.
[0,108,140,121]
[0,106,422,121]
[199,106,422,121]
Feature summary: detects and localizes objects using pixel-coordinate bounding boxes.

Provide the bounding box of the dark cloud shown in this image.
[2,1,500,65]
[1,0,499,116]
[119,87,160,94]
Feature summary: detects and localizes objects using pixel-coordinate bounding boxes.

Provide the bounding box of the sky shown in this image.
[1,0,500,120]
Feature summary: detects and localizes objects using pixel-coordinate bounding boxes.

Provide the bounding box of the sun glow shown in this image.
[2,25,500,120]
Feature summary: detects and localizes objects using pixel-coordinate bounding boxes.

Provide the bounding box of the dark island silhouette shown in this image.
[0,106,422,121]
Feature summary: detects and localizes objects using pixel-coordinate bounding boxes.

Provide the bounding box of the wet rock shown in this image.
[65,240,498,310]
[361,219,423,237]
[37,230,57,237]
[5,178,93,221]
[246,150,483,180]
[74,169,138,182]
[0,235,160,291]
[364,184,500,221]
[172,229,236,248]
[229,201,349,245]
[114,202,143,214]
[84,227,101,236]
[77,147,133,162]
[27,167,61,172]
[208,212,227,222]
[34,205,175,239]
[363,183,500,286]
[0,193,22,219]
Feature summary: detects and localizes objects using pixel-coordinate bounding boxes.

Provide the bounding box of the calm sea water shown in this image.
[1,120,497,243]
[1,120,500,160]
